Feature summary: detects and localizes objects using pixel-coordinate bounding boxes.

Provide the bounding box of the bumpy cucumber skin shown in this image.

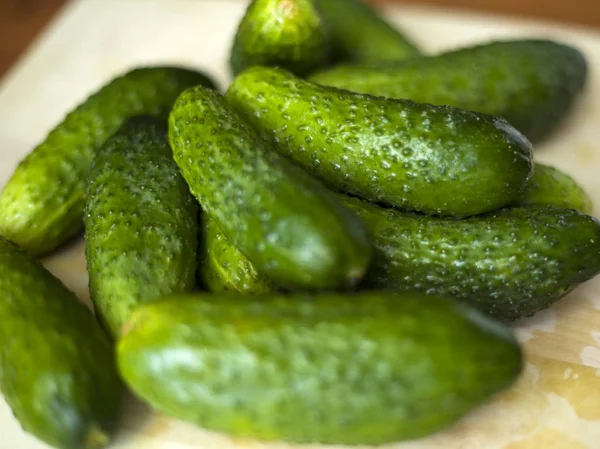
[84,117,198,338]
[169,86,371,290]
[519,164,592,213]
[118,292,521,445]
[0,67,215,256]
[341,196,600,320]
[230,0,330,76]
[200,216,275,294]
[227,66,533,217]
[309,40,587,141]
[313,0,420,63]
[0,237,122,449]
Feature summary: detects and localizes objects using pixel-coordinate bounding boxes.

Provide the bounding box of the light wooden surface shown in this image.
[1,1,600,448]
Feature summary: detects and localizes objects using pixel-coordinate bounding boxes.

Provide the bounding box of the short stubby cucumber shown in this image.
[518,164,592,213]
[227,66,533,217]
[309,40,587,141]
[230,0,329,76]
[84,117,198,337]
[341,196,600,320]
[0,67,215,256]
[118,292,521,445]
[313,0,420,63]
[0,237,122,449]
[169,86,371,289]
[200,215,275,294]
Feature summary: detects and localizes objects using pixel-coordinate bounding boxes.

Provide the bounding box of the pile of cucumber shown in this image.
[0,0,596,447]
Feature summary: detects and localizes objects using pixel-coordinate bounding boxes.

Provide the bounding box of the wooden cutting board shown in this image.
[1,1,600,448]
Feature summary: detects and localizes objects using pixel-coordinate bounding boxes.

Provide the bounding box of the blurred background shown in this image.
[0,0,599,77]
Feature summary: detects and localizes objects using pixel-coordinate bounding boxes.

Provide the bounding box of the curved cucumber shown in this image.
[230,0,329,76]
[309,40,587,141]
[0,238,122,449]
[118,292,521,445]
[84,117,198,337]
[169,86,372,290]
[341,196,600,320]
[227,66,533,217]
[0,67,215,256]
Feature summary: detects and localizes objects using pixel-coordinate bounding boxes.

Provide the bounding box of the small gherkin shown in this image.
[309,40,587,141]
[169,85,372,290]
[341,195,600,320]
[518,164,592,213]
[227,66,533,218]
[0,67,215,256]
[0,237,122,449]
[230,0,330,76]
[118,292,521,445]
[85,116,199,338]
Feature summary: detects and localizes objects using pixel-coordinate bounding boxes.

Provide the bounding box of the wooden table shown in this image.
[1,1,600,448]
[1,0,600,77]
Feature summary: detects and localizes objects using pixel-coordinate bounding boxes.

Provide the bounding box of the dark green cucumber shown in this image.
[309,40,587,141]
[169,86,371,289]
[200,216,275,294]
[340,196,600,320]
[84,117,198,337]
[230,0,329,76]
[0,237,122,449]
[118,292,521,445]
[519,164,592,213]
[0,67,215,256]
[313,0,420,63]
[227,66,533,217]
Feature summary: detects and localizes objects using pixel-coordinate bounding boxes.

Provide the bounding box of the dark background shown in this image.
[1,0,599,77]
